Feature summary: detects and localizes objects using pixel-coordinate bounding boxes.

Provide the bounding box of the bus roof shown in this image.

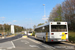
[35,23,49,29]
[35,22,67,29]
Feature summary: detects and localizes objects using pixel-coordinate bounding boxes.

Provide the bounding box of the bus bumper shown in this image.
[48,38,68,42]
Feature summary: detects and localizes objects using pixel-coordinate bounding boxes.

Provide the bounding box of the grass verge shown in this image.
[68,31,75,43]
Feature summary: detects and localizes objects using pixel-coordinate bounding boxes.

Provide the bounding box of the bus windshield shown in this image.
[51,25,67,32]
[28,32,32,33]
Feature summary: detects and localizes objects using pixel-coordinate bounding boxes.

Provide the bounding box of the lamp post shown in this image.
[43,4,46,17]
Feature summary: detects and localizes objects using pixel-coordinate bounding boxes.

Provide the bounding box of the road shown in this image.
[0,35,75,50]
[28,36,75,50]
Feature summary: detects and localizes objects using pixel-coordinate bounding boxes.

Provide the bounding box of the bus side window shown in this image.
[42,25,49,32]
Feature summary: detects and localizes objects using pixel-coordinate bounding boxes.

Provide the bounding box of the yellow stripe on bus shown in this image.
[61,32,66,40]
[31,33,32,36]
[46,32,48,42]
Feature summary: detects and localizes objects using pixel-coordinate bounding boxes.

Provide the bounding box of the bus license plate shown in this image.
[58,40,61,41]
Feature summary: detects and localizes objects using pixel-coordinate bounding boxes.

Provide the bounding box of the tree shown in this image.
[49,0,75,30]
[33,25,36,29]
[37,23,44,26]
[62,0,75,30]
[54,5,62,21]
[49,4,63,21]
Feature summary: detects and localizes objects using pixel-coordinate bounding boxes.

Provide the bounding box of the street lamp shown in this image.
[43,4,48,23]
[43,4,46,17]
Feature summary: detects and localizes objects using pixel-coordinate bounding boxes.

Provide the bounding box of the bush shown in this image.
[32,31,35,36]
[69,36,72,42]
[73,36,75,43]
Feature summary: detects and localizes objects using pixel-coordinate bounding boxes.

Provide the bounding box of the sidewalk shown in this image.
[62,42,75,46]
[0,35,15,39]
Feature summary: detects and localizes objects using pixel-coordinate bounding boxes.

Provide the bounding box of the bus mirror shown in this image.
[42,27,45,29]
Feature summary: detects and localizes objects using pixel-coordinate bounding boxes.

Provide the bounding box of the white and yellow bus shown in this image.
[35,22,68,42]
[27,31,33,36]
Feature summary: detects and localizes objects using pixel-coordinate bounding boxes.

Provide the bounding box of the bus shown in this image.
[34,22,68,42]
[27,31,33,36]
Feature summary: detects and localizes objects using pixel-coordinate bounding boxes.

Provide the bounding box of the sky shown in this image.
[0,0,65,28]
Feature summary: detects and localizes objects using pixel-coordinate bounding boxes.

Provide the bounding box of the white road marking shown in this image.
[0,49,2,50]
[54,46,75,49]
[11,41,15,48]
[28,38,55,49]
[25,43,27,44]
[28,38,42,44]
[21,40,29,44]
[21,40,29,42]
[65,46,75,49]
[29,45,40,48]
[0,41,15,49]
[42,45,51,48]
[12,38,22,41]
[0,49,6,50]
[7,47,13,49]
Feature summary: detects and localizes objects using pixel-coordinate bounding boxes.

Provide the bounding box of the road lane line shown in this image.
[12,38,22,41]
[0,49,6,50]
[21,40,29,44]
[11,41,15,48]
[21,40,29,43]
[7,47,13,49]
[25,43,27,44]
[28,38,42,44]
[0,49,2,50]
[29,45,40,48]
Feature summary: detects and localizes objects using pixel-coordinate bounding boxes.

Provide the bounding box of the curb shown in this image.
[0,35,15,39]
[62,42,75,46]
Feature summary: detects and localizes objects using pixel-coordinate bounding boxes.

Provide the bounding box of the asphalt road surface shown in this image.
[0,35,75,50]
